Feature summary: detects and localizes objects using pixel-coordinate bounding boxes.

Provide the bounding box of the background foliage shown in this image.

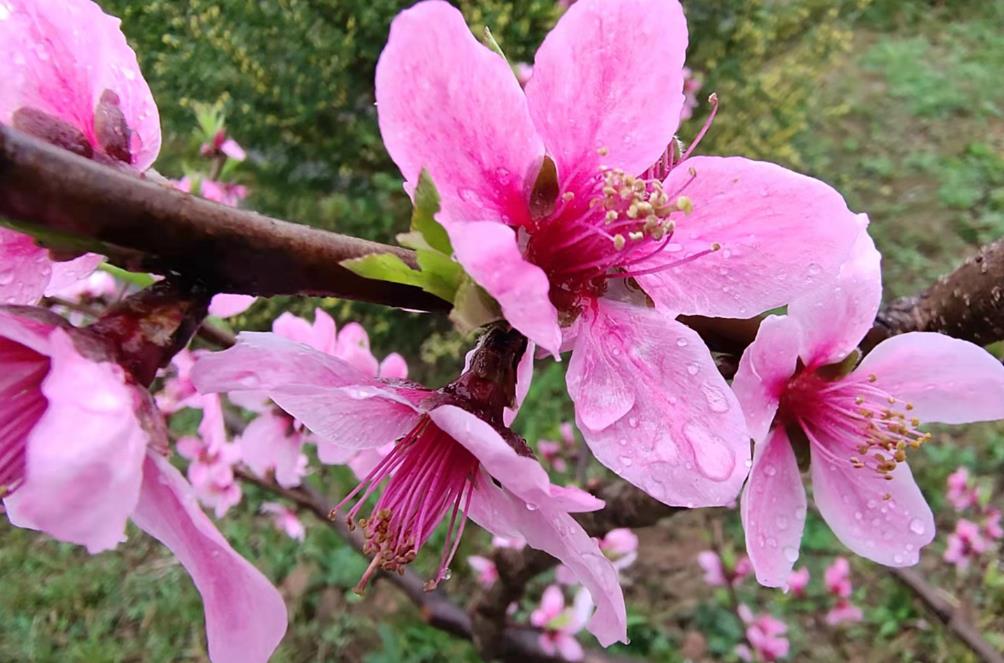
[3,0,1004,661]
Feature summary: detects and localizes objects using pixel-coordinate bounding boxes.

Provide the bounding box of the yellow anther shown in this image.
[597,146,609,156]
[612,234,626,250]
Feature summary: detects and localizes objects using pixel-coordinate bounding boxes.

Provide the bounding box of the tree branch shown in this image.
[0,125,448,311]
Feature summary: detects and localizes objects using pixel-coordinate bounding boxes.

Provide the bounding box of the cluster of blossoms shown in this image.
[4,0,1004,661]
[823,557,864,626]
[697,549,752,587]
[942,467,1002,571]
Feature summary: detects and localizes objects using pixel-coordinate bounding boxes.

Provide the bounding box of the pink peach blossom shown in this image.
[467,554,499,588]
[600,528,638,571]
[943,519,988,571]
[736,604,789,662]
[0,307,284,663]
[0,0,160,304]
[192,331,627,645]
[697,550,751,587]
[825,600,864,626]
[156,348,204,414]
[983,509,1003,540]
[209,294,257,318]
[531,585,593,661]
[261,502,306,541]
[733,230,1004,586]
[176,395,242,518]
[946,467,979,512]
[237,410,308,489]
[375,0,861,509]
[786,567,810,597]
[47,269,118,302]
[538,438,569,472]
[823,557,854,599]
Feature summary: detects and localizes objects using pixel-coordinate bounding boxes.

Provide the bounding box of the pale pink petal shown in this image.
[44,253,104,296]
[5,329,146,553]
[504,340,535,427]
[335,322,380,376]
[810,443,933,566]
[740,427,807,587]
[636,157,860,318]
[569,300,749,507]
[555,633,584,661]
[788,226,880,367]
[192,332,373,394]
[429,405,602,513]
[220,138,246,162]
[208,294,256,318]
[537,585,566,623]
[375,0,543,227]
[0,228,51,305]
[378,353,408,379]
[525,0,687,186]
[447,222,561,354]
[132,454,287,663]
[237,412,305,489]
[0,0,161,170]
[732,315,800,443]
[855,332,1004,424]
[271,312,318,348]
[467,475,627,646]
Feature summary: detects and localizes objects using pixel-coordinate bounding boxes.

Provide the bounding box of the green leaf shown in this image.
[411,171,451,254]
[98,263,156,288]
[415,249,463,301]
[449,277,501,333]
[341,253,426,289]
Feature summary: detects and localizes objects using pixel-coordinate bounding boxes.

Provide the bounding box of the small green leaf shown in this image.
[415,249,463,301]
[98,263,156,288]
[449,276,501,333]
[341,253,425,288]
[411,170,451,254]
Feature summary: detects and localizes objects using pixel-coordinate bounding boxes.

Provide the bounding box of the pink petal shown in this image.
[192,332,373,394]
[732,315,800,444]
[208,294,257,318]
[740,427,807,587]
[375,0,543,227]
[810,443,933,566]
[568,300,750,507]
[555,633,585,662]
[44,253,104,296]
[788,226,880,368]
[272,309,337,355]
[636,157,860,318]
[132,454,287,663]
[856,332,1004,424]
[538,584,566,620]
[429,405,602,513]
[446,221,561,354]
[525,0,687,187]
[335,322,380,376]
[467,474,627,647]
[220,138,246,162]
[0,0,161,170]
[503,340,535,427]
[5,329,147,553]
[0,227,51,305]
[378,352,409,379]
[237,411,305,489]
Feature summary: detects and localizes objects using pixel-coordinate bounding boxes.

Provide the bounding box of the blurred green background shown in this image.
[3,0,1004,661]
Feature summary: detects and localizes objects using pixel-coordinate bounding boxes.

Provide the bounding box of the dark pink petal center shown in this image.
[780,370,930,486]
[0,336,51,497]
[334,416,480,592]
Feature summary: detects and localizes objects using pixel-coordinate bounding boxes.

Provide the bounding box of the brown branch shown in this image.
[235,469,637,663]
[890,567,1004,663]
[0,125,448,311]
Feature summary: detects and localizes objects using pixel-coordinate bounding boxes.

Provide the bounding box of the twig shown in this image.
[890,567,1004,663]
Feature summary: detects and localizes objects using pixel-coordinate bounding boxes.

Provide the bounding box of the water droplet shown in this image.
[0,3,10,21]
[618,437,628,446]
[764,464,776,477]
[702,383,730,413]
[892,554,903,564]
[443,568,453,581]
[525,503,538,511]
[908,518,925,535]
[776,516,789,530]
[611,347,621,357]
[854,511,863,521]
[494,167,511,183]
[684,422,736,481]
[866,499,877,509]
[783,546,799,562]
[458,188,481,206]
[807,263,822,276]
[686,363,699,376]
[628,417,638,428]
[766,537,777,548]
[237,375,260,388]
[619,455,633,467]
[795,507,806,520]
[122,68,136,81]
[676,338,688,348]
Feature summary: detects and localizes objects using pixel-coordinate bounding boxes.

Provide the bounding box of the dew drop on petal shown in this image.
[684,422,736,481]
[908,518,925,535]
[676,338,688,348]
[783,546,799,563]
[686,363,699,376]
[0,3,10,21]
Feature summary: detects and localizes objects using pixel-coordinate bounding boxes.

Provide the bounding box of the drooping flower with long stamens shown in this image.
[733,228,1004,586]
[375,0,862,508]
[192,327,628,646]
[0,0,161,305]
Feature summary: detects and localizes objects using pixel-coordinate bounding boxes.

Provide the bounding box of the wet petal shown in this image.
[732,315,800,444]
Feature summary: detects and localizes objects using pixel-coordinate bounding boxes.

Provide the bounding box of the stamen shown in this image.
[680,93,719,163]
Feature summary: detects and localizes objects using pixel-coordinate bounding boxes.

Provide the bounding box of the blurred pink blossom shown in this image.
[467,554,499,588]
[530,585,593,661]
[983,509,1003,540]
[237,410,308,489]
[156,349,203,414]
[600,528,638,571]
[944,519,989,571]
[736,604,789,662]
[176,395,242,518]
[823,557,864,625]
[946,467,979,512]
[786,567,810,597]
[262,502,305,542]
[697,550,751,587]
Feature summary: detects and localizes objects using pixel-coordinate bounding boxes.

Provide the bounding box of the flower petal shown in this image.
[131,454,287,663]
[788,227,880,368]
[525,0,687,185]
[208,294,257,319]
[636,157,861,318]
[467,474,627,647]
[0,0,161,170]
[430,405,602,514]
[44,253,104,296]
[4,329,147,553]
[504,340,536,427]
[447,221,561,354]
[856,332,1004,424]
[0,228,51,305]
[810,441,933,566]
[237,411,305,489]
[740,427,807,587]
[569,300,750,507]
[732,315,800,444]
[375,0,543,226]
